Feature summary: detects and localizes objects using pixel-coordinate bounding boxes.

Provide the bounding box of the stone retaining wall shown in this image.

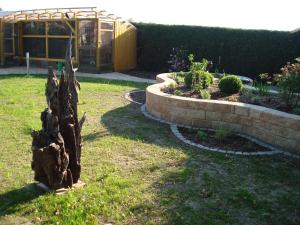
[146,73,300,154]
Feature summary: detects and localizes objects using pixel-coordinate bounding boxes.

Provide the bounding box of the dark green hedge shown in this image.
[134,23,300,78]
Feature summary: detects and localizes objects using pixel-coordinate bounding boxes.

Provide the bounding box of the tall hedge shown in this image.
[134,23,300,78]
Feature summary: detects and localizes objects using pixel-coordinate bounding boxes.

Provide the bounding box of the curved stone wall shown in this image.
[146,73,300,154]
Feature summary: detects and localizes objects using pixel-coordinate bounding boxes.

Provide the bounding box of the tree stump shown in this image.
[31,36,86,189]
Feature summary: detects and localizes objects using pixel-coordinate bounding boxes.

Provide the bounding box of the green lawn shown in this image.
[0,74,299,225]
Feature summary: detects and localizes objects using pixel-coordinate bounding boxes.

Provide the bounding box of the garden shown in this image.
[0,74,300,224]
[166,52,300,115]
[141,50,299,155]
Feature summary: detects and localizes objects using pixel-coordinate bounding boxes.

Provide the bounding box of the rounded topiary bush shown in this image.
[219,75,243,94]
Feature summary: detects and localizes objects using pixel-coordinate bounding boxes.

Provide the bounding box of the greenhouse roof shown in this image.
[0,7,129,24]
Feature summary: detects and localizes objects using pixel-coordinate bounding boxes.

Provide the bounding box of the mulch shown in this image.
[165,80,297,114]
[178,127,272,152]
[127,90,146,104]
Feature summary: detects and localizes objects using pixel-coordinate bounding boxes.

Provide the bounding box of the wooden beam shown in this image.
[19,56,65,62]
[22,35,75,38]
[75,19,79,64]
[45,21,48,58]
[64,20,76,34]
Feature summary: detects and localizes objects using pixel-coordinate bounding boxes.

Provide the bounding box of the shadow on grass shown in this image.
[101,102,236,224]
[83,130,111,142]
[101,101,300,225]
[0,183,45,216]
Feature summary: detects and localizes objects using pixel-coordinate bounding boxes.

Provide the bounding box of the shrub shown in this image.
[184,72,193,88]
[174,89,183,96]
[200,90,211,99]
[254,81,270,96]
[219,75,243,94]
[196,130,207,141]
[168,81,176,90]
[292,107,300,115]
[193,71,214,89]
[214,128,232,142]
[275,58,300,109]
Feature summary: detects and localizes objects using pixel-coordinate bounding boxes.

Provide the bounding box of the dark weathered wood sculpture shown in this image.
[31,36,86,189]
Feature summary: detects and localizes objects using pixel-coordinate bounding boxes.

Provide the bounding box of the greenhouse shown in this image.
[0,7,137,72]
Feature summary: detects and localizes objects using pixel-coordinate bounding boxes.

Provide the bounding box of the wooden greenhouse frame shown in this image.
[0,7,137,71]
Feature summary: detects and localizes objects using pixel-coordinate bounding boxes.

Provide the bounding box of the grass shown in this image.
[0,74,300,225]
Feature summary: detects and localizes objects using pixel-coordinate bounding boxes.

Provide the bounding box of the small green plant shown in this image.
[184,72,193,88]
[292,107,300,115]
[192,83,202,94]
[243,142,254,151]
[219,75,243,94]
[196,130,207,141]
[254,81,270,96]
[214,127,232,142]
[168,82,176,90]
[200,90,211,99]
[174,89,183,96]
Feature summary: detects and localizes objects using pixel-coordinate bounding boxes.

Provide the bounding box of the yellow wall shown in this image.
[113,21,137,71]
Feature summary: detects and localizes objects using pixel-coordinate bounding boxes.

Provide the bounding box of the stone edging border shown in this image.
[124,90,145,105]
[140,104,300,159]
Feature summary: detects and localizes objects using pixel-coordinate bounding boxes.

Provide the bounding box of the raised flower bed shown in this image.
[145,73,300,154]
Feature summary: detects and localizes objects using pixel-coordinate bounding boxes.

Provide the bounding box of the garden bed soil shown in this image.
[178,127,272,152]
[166,80,298,114]
[128,90,146,104]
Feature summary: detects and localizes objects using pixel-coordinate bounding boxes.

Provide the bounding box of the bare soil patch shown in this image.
[178,127,272,152]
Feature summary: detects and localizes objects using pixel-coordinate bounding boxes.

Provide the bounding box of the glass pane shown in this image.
[4,23,13,38]
[100,31,113,65]
[79,20,97,47]
[48,21,75,35]
[22,22,45,35]
[4,55,14,65]
[101,22,113,30]
[23,38,46,57]
[14,24,19,56]
[101,31,113,47]
[100,47,112,65]
[4,40,13,53]
[79,48,96,66]
[79,20,97,66]
[49,38,75,59]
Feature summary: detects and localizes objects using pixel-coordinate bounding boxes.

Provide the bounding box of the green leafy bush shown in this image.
[254,81,270,96]
[196,130,207,141]
[193,71,214,89]
[292,107,300,115]
[200,90,211,99]
[174,89,183,96]
[184,72,193,88]
[184,56,214,90]
[275,58,300,109]
[219,75,243,94]
[214,128,232,142]
[168,81,176,90]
